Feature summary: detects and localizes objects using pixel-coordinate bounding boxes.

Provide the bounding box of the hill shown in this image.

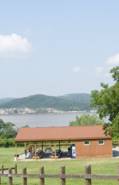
[61,93,90,110]
[0,93,91,111]
[0,98,14,105]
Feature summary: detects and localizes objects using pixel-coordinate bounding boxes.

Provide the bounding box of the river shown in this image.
[0,112,83,128]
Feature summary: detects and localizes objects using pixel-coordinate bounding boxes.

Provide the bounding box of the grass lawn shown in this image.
[0,147,119,185]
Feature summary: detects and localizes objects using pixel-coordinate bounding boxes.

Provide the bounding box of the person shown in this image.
[14,154,19,161]
[71,144,76,158]
[24,149,27,157]
[26,150,32,159]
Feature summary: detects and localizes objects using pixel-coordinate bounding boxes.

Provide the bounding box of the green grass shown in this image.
[0,147,119,184]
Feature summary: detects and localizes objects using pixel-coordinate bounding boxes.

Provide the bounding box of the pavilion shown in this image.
[15,125,112,159]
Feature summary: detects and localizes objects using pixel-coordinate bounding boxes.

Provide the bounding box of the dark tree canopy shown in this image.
[91,66,119,138]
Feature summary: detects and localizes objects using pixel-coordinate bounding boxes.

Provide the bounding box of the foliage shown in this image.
[0,119,16,138]
[111,113,119,138]
[70,114,104,126]
[0,119,16,147]
[91,66,119,137]
[0,138,15,147]
[22,124,30,128]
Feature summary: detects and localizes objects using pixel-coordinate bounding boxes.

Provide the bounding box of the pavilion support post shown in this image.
[15,143,17,155]
[24,143,27,158]
[34,144,37,156]
[24,143,27,150]
[42,141,44,151]
[59,141,61,151]
[54,142,57,157]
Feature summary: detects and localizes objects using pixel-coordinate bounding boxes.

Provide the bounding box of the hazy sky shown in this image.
[0,0,119,98]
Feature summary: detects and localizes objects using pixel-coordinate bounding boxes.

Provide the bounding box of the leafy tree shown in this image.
[91,66,119,137]
[70,114,104,126]
[0,119,16,138]
[0,119,16,147]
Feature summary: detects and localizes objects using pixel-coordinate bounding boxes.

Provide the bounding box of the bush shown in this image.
[0,138,15,147]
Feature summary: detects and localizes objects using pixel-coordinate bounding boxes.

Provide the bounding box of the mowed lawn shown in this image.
[0,147,119,185]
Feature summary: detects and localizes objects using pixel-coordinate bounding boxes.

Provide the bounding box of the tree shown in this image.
[0,119,16,138]
[91,66,119,137]
[70,114,104,126]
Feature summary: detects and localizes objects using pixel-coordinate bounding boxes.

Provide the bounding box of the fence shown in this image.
[0,164,119,185]
[0,164,17,175]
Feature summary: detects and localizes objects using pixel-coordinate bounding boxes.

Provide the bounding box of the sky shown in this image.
[0,0,119,98]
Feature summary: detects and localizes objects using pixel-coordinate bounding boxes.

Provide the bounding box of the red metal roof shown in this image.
[15,125,111,142]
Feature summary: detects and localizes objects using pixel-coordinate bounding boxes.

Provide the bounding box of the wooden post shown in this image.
[41,141,44,151]
[34,144,37,156]
[1,165,4,174]
[40,166,45,185]
[61,166,66,185]
[59,141,61,151]
[24,142,27,151]
[0,171,1,185]
[8,168,13,185]
[14,164,17,174]
[85,165,92,185]
[15,143,18,156]
[23,168,27,185]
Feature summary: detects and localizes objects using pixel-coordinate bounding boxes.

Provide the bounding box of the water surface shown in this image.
[0,112,81,128]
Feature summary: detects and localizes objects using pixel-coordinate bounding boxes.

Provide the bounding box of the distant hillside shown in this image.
[0,93,91,111]
[61,93,90,110]
[0,98,14,106]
